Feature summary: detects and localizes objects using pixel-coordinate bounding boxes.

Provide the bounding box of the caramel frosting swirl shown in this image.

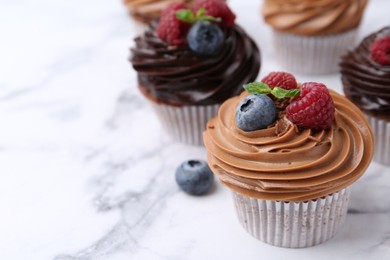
[123,0,193,23]
[131,22,261,106]
[262,0,368,36]
[203,91,374,202]
[340,27,390,120]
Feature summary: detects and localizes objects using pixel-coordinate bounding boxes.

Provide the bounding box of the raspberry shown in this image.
[157,3,190,46]
[192,0,236,28]
[286,82,335,130]
[370,35,390,65]
[261,72,297,90]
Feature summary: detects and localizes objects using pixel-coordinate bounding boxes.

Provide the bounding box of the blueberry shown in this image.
[187,21,224,56]
[235,94,277,131]
[175,160,214,195]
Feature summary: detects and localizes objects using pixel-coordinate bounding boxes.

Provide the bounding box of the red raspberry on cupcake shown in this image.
[261,71,298,101]
[157,3,190,46]
[261,72,297,90]
[286,82,335,130]
[192,0,236,28]
[370,35,390,65]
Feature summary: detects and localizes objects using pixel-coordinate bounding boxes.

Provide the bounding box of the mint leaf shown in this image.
[176,9,196,24]
[244,82,301,99]
[196,7,221,22]
[196,7,206,18]
[177,8,221,24]
[199,15,222,22]
[243,82,272,95]
[271,87,300,99]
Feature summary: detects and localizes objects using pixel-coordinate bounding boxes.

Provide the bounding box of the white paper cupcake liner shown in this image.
[151,103,220,146]
[273,29,357,74]
[366,115,390,166]
[232,188,350,248]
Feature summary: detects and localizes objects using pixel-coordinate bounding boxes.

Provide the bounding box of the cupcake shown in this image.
[203,72,374,247]
[262,0,368,74]
[130,0,261,145]
[340,26,390,166]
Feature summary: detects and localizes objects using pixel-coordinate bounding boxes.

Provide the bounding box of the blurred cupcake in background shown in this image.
[340,26,390,166]
[130,0,261,145]
[262,0,368,74]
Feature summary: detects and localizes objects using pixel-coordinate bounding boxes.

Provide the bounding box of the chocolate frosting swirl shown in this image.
[262,0,368,36]
[130,22,261,106]
[203,91,374,202]
[340,27,390,120]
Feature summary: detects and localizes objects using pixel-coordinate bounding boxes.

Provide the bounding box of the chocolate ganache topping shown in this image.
[263,0,367,36]
[203,91,374,202]
[130,22,261,106]
[341,27,390,120]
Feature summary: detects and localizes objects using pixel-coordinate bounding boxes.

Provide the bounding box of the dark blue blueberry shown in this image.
[175,160,214,195]
[187,21,224,57]
[235,94,277,131]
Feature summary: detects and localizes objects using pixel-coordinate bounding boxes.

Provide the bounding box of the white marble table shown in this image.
[1,0,390,259]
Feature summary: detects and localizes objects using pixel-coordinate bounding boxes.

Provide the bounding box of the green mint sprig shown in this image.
[243,82,300,99]
[176,7,222,24]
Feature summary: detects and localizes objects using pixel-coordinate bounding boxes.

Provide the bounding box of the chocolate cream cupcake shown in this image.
[262,0,367,74]
[130,0,261,145]
[204,72,374,247]
[340,26,390,166]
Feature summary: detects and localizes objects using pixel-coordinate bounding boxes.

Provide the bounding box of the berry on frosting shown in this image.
[261,72,297,91]
[187,21,224,56]
[235,94,277,131]
[157,3,190,46]
[286,82,335,130]
[157,1,231,46]
[241,73,335,131]
[192,0,236,28]
[371,35,390,65]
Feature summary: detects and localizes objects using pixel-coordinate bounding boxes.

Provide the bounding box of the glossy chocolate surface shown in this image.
[130,22,261,106]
